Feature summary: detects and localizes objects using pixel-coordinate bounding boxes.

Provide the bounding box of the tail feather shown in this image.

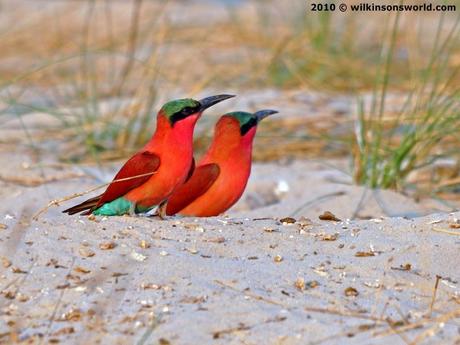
[62,195,102,215]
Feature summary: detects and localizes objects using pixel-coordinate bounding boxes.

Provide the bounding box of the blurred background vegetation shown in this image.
[0,0,459,201]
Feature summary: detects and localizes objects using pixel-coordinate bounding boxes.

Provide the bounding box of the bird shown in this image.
[166,109,278,217]
[63,94,235,217]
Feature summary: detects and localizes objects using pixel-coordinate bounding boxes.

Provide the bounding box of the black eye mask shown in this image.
[169,105,201,126]
[240,117,258,136]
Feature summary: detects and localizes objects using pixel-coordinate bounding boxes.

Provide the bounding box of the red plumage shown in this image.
[95,152,160,207]
[166,115,256,217]
[166,163,220,215]
[63,113,198,215]
[62,95,237,216]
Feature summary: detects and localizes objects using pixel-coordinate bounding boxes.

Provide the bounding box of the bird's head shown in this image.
[211,109,278,151]
[206,109,278,158]
[160,95,235,127]
[226,109,278,137]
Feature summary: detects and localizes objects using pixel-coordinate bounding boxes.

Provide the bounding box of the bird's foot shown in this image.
[154,200,168,220]
[129,202,137,217]
[144,201,168,219]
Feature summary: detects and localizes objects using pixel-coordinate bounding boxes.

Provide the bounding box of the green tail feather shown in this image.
[93,197,154,216]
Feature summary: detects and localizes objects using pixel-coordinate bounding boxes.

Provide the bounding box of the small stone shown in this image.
[344,287,359,297]
[280,217,296,224]
[322,233,338,241]
[183,224,204,232]
[275,180,290,196]
[61,309,83,322]
[74,266,91,274]
[99,242,116,250]
[141,283,161,290]
[17,294,30,302]
[400,263,411,270]
[205,237,225,243]
[449,222,460,229]
[1,257,12,268]
[0,223,7,230]
[79,247,95,258]
[3,290,16,299]
[306,280,319,288]
[140,240,151,249]
[53,327,75,336]
[87,214,97,222]
[274,255,283,263]
[11,267,27,274]
[159,251,169,256]
[131,252,147,262]
[391,263,412,271]
[355,251,375,257]
[294,277,305,291]
[319,211,341,222]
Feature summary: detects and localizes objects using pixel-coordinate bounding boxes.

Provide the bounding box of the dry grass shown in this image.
[352,10,460,194]
[0,0,459,198]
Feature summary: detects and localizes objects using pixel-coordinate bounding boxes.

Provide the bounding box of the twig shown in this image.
[214,280,285,306]
[309,323,384,345]
[379,301,390,320]
[39,257,76,345]
[431,227,460,236]
[373,308,460,338]
[429,275,442,317]
[410,308,460,345]
[212,324,252,339]
[385,317,412,345]
[214,279,386,323]
[136,313,162,345]
[32,171,156,220]
[351,187,369,220]
[290,191,346,217]
[435,176,460,189]
[0,172,84,187]
[304,306,385,322]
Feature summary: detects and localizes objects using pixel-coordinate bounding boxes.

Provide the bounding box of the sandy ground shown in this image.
[0,145,459,344]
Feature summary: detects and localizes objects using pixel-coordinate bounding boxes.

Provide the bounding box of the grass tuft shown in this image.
[352,11,460,193]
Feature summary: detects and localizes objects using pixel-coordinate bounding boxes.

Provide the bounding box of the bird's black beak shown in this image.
[254,109,278,122]
[198,94,235,112]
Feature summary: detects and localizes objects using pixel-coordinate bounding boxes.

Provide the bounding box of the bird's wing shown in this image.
[185,157,196,182]
[166,163,220,215]
[63,151,160,215]
[96,151,160,207]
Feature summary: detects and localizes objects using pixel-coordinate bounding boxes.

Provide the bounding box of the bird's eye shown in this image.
[182,107,193,115]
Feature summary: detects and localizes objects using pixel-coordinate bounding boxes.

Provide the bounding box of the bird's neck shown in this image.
[204,126,257,168]
[146,113,199,151]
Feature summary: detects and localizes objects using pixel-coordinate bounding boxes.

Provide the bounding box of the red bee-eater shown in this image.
[166,109,278,217]
[63,94,235,216]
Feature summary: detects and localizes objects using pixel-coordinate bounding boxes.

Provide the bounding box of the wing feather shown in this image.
[166,163,220,215]
[63,151,160,215]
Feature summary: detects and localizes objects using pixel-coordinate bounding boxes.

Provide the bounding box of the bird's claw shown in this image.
[150,200,168,220]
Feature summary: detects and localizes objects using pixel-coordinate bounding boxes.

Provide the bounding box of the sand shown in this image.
[0,145,459,345]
